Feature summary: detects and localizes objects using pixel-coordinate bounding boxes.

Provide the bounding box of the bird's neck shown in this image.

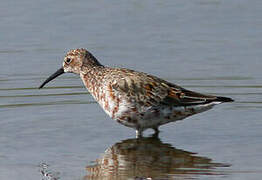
[80,66,106,96]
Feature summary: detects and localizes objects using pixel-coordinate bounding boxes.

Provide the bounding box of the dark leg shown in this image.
[152,127,160,137]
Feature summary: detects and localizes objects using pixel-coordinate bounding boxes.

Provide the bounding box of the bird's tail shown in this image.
[215,96,234,103]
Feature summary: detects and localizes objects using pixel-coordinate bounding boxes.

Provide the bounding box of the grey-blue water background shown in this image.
[1,0,262,179]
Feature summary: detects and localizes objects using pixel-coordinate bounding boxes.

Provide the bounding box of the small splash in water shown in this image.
[39,163,60,180]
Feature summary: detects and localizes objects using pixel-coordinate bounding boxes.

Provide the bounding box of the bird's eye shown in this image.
[65,58,72,64]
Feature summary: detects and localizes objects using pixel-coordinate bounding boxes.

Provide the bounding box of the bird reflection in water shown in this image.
[85,136,230,180]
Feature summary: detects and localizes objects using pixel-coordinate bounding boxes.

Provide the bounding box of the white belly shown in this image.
[115,102,221,130]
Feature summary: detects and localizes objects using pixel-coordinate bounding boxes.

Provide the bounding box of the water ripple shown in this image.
[0,100,96,108]
[0,92,89,98]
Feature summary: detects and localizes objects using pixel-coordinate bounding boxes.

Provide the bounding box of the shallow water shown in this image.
[1,0,262,179]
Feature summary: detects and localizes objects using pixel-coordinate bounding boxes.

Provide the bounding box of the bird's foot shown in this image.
[136,127,160,138]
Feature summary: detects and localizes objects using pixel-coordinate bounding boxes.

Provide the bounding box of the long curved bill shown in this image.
[39,67,64,89]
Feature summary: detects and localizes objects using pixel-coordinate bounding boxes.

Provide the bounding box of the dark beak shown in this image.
[39,67,64,89]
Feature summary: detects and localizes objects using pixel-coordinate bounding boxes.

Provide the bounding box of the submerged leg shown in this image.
[152,127,160,137]
[136,129,143,138]
[153,127,159,133]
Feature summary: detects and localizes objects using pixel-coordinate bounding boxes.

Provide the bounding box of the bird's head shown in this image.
[39,48,102,89]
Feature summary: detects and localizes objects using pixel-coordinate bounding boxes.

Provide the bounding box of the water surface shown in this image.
[1,0,262,179]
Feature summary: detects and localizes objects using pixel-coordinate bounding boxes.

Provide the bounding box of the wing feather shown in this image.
[108,68,229,107]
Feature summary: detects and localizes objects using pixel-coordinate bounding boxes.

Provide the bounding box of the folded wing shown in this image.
[110,69,233,107]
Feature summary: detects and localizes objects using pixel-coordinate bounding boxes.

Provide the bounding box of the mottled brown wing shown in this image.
[109,69,220,107]
[164,81,233,105]
[163,82,217,106]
